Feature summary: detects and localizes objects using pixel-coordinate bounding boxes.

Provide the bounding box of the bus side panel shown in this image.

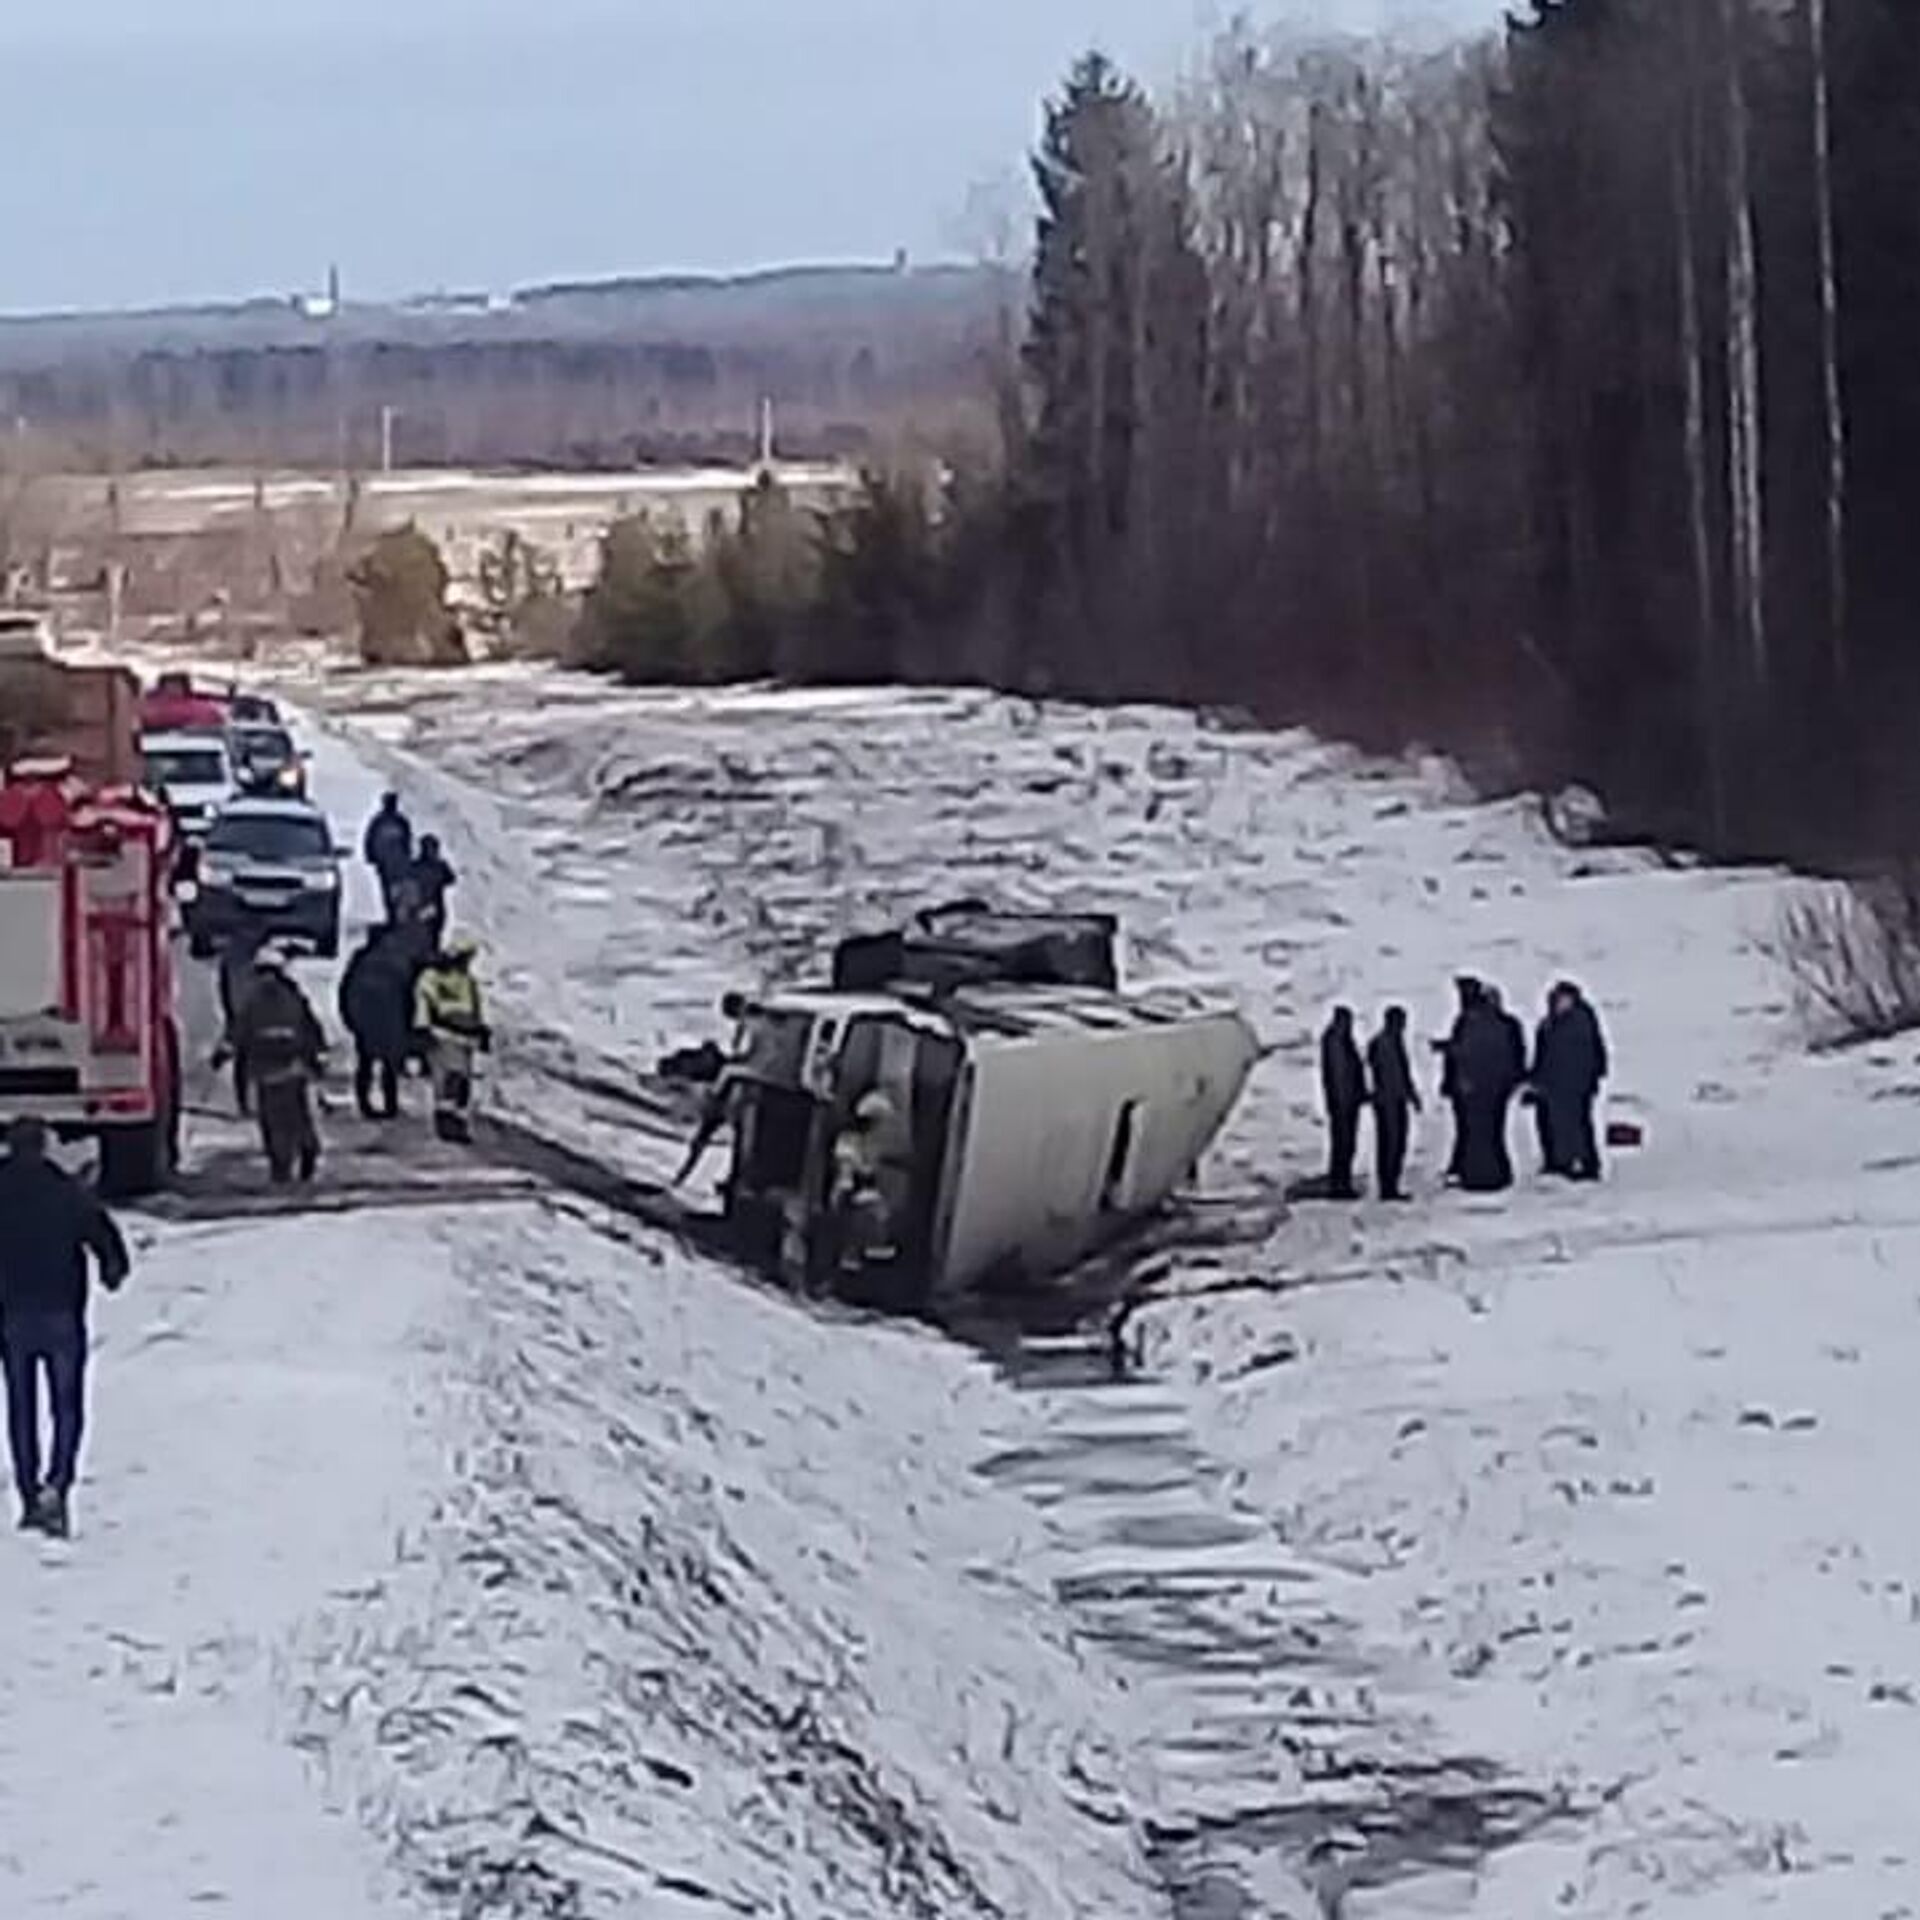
[940,1014,1258,1292]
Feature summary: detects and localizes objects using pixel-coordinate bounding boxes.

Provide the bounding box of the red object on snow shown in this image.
[1606,1119,1644,1149]
[139,687,227,732]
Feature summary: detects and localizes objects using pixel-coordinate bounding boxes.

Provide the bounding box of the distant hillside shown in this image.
[0,263,1017,470]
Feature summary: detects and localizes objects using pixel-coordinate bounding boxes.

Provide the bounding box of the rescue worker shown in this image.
[414,935,490,1144]
[0,1116,131,1538]
[1366,1005,1421,1202]
[827,1089,904,1278]
[338,924,413,1121]
[1318,1006,1368,1200]
[233,945,327,1184]
[1532,979,1610,1180]
[213,924,266,1114]
[408,835,457,956]
[362,792,415,921]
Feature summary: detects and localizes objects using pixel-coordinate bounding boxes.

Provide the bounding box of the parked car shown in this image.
[186,797,343,958]
[229,722,307,798]
[140,729,237,840]
[228,691,283,726]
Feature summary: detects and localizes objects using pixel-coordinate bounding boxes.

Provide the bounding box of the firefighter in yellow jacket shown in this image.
[414,934,491,1143]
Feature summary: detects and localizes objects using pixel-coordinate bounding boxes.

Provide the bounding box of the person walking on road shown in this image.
[339,925,414,1121]
[1319,1006,1368,1201]
[233,946,327,1184]
[415,935,490,1144]
[362,792,415,922]
[214,925,265,1114]
[1366,1006,1421,1201]
[407,836,457,956]
[0,1117,130,1538]
[1532,980,1610,1180]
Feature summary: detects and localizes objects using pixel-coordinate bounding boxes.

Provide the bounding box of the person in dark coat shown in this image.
[0,1117,130,1537]
[1319,1006,1368,1200]
[1532,980,1610,1180]
[233,950,327,1182]
[1448,984,1525,1193]
[338,926,413,1120]
[214,926,266,1114]
[1489,986,1529,1095]
[362,793,415,920]
[407,835,456,954]
[1439,976,1482,1183]
[1366,1006,1421,1201]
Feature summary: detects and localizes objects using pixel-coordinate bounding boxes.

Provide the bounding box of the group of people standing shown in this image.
[212,791,490,1176]
[345,792,490,1144]
[1319,978,1610,1201]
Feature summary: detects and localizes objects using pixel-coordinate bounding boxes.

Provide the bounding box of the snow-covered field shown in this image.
[274,663,1920,1914]
[12,651,1920,1916]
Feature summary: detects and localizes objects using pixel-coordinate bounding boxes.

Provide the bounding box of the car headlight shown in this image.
[304,869,338,891]
[200,859,234,885]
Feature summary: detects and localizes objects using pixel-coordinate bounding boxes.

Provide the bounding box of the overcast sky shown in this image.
[0,0,1497,314]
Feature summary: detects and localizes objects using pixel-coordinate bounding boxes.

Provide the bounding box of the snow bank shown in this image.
[285,1203,1162,1919]
[0,1211,449,1918]
[282,664,1920,1912]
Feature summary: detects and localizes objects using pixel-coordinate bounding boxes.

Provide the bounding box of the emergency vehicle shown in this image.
[0,768,183,1196]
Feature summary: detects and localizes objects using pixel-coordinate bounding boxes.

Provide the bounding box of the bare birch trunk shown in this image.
[1721,0,1768,691]
[1675,123,1725,841]
[1299,100,1325,488]
[1807,0,1849,682]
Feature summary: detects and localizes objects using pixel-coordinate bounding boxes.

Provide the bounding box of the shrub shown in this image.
[348,525,469,667]
[477,530,571,657]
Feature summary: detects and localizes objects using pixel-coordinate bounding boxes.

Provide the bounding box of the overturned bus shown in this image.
[709,904,1260,1307]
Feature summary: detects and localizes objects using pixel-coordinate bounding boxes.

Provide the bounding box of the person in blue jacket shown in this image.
[0,1118,130,1538]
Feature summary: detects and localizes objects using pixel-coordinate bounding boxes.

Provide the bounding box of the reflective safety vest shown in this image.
[415,965,485,1039]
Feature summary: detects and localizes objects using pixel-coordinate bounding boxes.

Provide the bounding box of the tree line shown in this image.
[558,2,1920,859]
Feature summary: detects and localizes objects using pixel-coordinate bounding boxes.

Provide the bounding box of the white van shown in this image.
[140,729,235,840]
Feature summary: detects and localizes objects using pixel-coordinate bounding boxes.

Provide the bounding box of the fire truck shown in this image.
[0,768,183,1198]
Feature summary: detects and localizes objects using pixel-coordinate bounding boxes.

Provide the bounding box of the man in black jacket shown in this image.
[1447,983,1525,1193]
[233,950,328,1183]
[1533,980,1610,1180]
[362,792,414,921]
[407,836,457,956]
[1319,1006,1368,1200]
[0,1118,130,1537]
[1366,1006,1421,1201]
[339,926,412,1120]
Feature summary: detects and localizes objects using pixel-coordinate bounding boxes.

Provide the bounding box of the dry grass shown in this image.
[1772,869,1920,1046]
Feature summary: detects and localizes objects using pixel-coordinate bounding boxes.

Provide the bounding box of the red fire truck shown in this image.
[0,767,183,1196]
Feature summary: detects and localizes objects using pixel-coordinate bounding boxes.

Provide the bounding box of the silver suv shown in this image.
[186,797,343,959]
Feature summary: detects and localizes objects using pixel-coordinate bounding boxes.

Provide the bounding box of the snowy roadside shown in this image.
[286,1202,1163,1920]
[265,660,1920,1914]
[0,1212,446,1919]
[7,661,1180,1920]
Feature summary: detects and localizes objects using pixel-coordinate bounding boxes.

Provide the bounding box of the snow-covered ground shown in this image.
[0,675,1174,1920]
[256,661,1920,1915]
[26,648,1920,1915]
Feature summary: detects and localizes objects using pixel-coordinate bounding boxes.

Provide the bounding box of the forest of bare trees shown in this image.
[585,1,1916,866]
